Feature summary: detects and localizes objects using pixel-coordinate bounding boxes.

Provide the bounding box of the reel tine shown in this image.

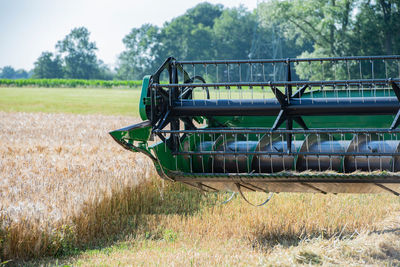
[270,134,274,173]
[235,133,239,173]
[328,133,333,171]
[239,63,242,82]
[226,63,230,83]
[190,135,193,174]
[258,133,261,173]
[262,63,266,82]
[367,133,371,172]
[212,133,215,174]
[216,63,218,83]
[235,183,274,207]
[250,63,253,82]
[246,133,250,172]
[317,133,321,172]
[220,191,237,205]
[223,133,226,174]
[200,133,205,173]
[398,60,400,79]
[281,133,285,170]
[305,133,309,170]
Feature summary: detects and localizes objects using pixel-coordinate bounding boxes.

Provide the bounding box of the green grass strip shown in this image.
[0,79,141,88]
[0,87,141,116]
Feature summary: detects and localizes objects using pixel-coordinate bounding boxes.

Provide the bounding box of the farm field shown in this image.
[1,87,400,266]
[0,87,274,116]
[0,87,141,116]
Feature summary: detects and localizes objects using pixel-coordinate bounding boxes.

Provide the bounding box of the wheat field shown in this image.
[1,111,400,266]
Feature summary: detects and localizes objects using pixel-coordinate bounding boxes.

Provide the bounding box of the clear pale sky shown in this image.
[0,0,258,70]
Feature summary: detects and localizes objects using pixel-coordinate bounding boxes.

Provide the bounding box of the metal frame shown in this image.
[110,55,400,195]
[147,56,400,153]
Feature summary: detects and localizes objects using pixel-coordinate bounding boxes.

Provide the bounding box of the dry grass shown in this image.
[1,111,400,266]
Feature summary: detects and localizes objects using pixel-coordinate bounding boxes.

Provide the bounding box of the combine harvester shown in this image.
[110,55,400,203]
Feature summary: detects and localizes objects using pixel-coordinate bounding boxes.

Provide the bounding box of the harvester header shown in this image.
[110,55,400,197]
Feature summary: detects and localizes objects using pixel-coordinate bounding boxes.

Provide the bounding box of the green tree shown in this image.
[258,0,400,80]
[0,66,16,79]
[97,60,114,80]
[352,1,400,56]
[14,69,29,79]
[158,2,222,60]
[213,6,258,60]
[186,2,223,27]
[259,0,355,57]
[56,27,100,79]
[116,24,161,80]
[117,3,224,80]
[33,51,64,78]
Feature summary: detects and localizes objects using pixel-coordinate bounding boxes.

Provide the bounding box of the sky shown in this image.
[0,0,258,70]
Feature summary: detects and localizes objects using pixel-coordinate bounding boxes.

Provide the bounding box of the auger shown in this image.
[110,55,400,197]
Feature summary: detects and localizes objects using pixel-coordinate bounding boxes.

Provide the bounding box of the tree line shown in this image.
[2,1,399,81]
[117,0,400,80]
[0,66,31,79]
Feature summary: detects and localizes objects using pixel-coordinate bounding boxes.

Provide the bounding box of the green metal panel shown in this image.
[109,121,152,143]
[139,75,151,121]
[151,141,191,173]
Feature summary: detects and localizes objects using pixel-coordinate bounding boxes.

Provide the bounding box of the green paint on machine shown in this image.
[110,55,400,195]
